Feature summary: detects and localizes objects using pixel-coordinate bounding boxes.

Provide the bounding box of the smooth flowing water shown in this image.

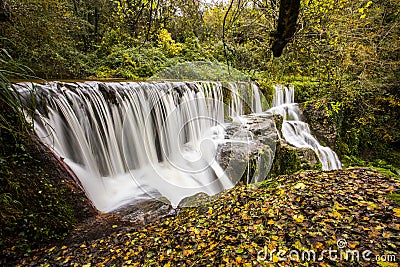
[17,81,264,212]
[269,84,342,170]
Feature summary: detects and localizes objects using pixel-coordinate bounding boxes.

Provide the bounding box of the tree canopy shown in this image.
[0,0,399,166]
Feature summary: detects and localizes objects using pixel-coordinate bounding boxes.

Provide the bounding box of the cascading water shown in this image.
[16,81,264,212]
[269,84,342,170]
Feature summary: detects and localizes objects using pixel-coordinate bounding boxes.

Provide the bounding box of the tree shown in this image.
[271,0,301,57]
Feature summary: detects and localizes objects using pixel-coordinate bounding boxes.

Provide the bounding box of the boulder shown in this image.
[217,112,320,184]
[115,197,173,225]
[217,113,278,184]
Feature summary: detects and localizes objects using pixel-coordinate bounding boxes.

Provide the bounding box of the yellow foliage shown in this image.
[157,29,182,56]
[393,208,400,217]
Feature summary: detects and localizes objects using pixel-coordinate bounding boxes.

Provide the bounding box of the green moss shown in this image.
[387,194,400,205]
[269,142,302,178]
[371,167,399,179]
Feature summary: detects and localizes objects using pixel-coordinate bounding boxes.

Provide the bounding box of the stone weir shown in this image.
[15,81,272,212]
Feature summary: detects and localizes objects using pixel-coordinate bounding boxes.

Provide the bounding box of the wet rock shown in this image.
[296,146,320,168]
[114,197,172,225]
[217,112,321,182]
[217,113,279,184]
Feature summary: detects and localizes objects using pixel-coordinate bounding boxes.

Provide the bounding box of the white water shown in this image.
[269,84,342,170]
[18,81,264,212]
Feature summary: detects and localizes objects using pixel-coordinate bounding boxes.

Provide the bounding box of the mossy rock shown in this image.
[269,141,321,178]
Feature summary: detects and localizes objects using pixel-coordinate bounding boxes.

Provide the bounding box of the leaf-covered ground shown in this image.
[17,168,400,266]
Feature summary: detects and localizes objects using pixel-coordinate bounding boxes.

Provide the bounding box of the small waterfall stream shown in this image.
[17,81,264,212]
[269,84,342,170]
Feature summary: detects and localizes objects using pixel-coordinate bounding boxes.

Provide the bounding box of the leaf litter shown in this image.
[17,168,400,266]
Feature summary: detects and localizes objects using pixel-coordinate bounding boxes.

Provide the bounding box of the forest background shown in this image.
[0,0,399,176]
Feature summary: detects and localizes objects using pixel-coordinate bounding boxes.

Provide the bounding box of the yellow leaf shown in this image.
[242,214,250,220]
[393,208,400,217]
[63,256,71,264]
[183,249,194,256]
[272,235,279,241]
[315,242,323,249]
[293,214,304,223]
[272,255,279,263]
[268,242,276,250]
[382,232,391,238]
[348,241,359,249]
[334,201,346,211]
[377,262,398,267]
[61,246,67,250]
[207,208,213,215]
[293,182,306,189]
[267,219,275,225]
[293,240,304,250]
[329,210,342,219]
[261,207,267,213]
[80,244,86,248]
[368,202,378,210]
[236,256,243,263]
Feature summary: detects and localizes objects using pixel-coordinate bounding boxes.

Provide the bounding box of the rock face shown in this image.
[216,113,278,185]
[299,99,342,150]
[217,112,320,184]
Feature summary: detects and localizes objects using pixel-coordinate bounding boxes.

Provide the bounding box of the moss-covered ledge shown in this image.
[268,140,321,178]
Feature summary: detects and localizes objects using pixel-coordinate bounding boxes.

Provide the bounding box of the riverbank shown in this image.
[15,167,400,266]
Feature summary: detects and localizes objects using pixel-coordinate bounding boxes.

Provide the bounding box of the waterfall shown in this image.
[252,83,263,114]
[16,81,264,212]
[269,84,342,170]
